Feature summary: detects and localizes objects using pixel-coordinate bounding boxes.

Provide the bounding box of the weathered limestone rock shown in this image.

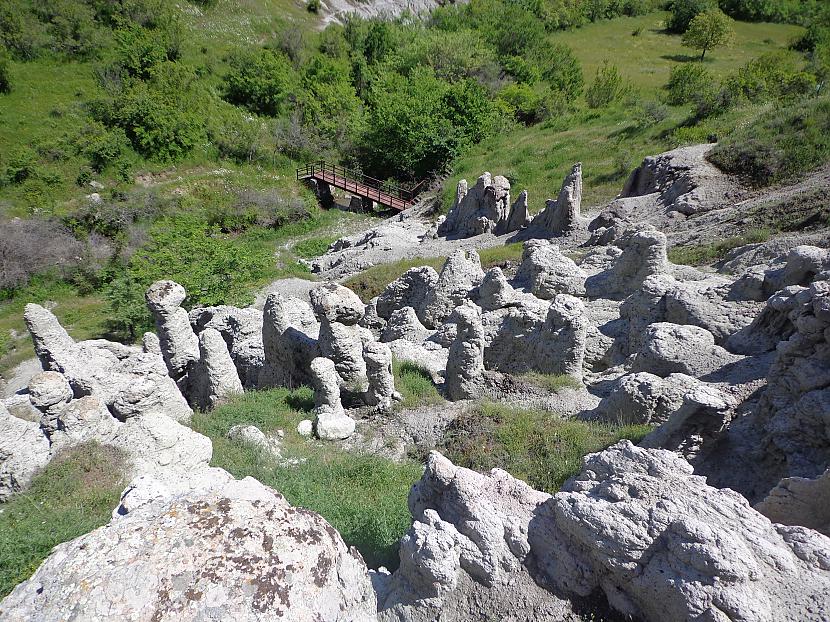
[641,384,735,460]
[756,468,830,536]
[145,280,199,380]
[503,189,531,233]
[632,322,742,378]
[363,341,400,411]
[381,444,830,622]
[376,266,439,323]
[142,331,161,355]
[310,357,354,440]
[228,424,282,460]
[0,402,50,501]
[536,295,588,379]
[189,305,264,388]
[0,477,378,621]
[359,297,387,339]
[312,284,368,386]
[421,250,485,329]
[381,307,433,343]
[438,173,511,238]
[476,267,515,311]
[260,292,320,388]
[530,163,584,235]
[585,227,671,299]
[445,303,485,401]
[45,395,121,454]
[593,371,700,425]
[24,304,193,423]
[27,371,72,419]
[513,240,586,299]
[727,285,803,354]
[196,328,243,409]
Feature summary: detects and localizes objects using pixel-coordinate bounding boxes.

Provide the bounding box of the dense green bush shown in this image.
[498,83,544,124]
[74,121,131,172]
[223,48,299,117]
[537,42,584,97]
[664,63,712,105]
[358,67,500,180]
[718,0,822,24]
[665,0,716,34]
[727,51,817,102]
[585,61,628,108]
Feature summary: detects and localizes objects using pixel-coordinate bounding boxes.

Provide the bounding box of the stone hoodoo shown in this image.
[421,249,485,329]
[195,328,243,409]
[513,239,586,298]
[445,302,485,401]
[376,266,439,326]
[189,305,264,388]
[529,163,585,235]
[0,477,378,621]
[585,227,670,298]
[311,283,369,387]
[259,292,320,389]
[145,280,199,382]
[363,341,400,411]
[310,356,355,440]
[438,173,515,238]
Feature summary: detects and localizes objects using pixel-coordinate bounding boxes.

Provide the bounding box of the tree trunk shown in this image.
[700,47,707,61]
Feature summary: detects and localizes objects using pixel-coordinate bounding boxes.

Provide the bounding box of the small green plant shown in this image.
[293,236,337,259]
[668,228,771,265]
[0,52,11,94]
[585,61,628,109]
[0,443,126,598]
[520,372,583,393]
[306,0,320,12]
[393,360,443,409]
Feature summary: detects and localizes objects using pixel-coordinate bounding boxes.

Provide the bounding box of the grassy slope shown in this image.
[190,388,423,570]
[0,443,126,598]
[445,13,804,212]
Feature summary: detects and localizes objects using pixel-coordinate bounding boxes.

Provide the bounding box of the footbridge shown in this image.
[297,161,425,211]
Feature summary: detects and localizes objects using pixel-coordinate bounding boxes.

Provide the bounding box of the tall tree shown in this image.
[682,9,735,61]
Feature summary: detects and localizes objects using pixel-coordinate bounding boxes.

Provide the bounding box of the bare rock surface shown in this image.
[0,401,50,501]
[0,477,378,621]
[756,468,830,536]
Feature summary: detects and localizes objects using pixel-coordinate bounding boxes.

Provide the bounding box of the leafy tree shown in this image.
[299,53,362,140]
[682,9,734,61]
[585,61,628,108]
[665,0,716,34]
[223,48,299,117]
[498,83,543,124]
[363,21,392,64]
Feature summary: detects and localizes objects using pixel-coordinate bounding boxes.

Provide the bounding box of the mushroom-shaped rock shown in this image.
[0,477,378,621]
[260,292,320,388]
[23,303,76,372]
[145,280,199,379]
[438,173,511,238]
[310,357,354,440]
[445,303,485,401]
[421,250,485,329]
[310,283,365,326]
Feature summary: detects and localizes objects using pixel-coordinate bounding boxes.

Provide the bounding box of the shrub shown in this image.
[665,0,716,34]
[664,63,713,105]
[3,147,39,184]
[0,52,10,93]
[223,48,300,117]
[634,100,669,128]
[293,236,337,258]
[498,83,544,125]
[726,51,818,102]
[536,42,583,98]
[682,9,734,61]
[393,361,443,409]
[585,61,628,108]
[306,0,320,12]
[0,219,85,291]
[74,122,131,172]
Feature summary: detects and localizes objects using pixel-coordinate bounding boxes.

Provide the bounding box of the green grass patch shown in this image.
[0,443,127,598]
[708,95,830,186]
[520,372,583,393]
[190,388,423,569]
[668,228,771,265]
[393,361,444,410]
[343,256,447,303]
[478,242,524,266]
[293,236,339,259]
[440,402,651,493]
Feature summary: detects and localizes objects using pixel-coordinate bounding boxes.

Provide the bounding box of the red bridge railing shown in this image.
[297,161,426,211]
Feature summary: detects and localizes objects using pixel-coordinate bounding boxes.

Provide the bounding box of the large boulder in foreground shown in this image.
[0,477,377,621]
[379,443,830,622]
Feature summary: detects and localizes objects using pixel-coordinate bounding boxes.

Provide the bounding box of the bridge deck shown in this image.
[297,161,419,211]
